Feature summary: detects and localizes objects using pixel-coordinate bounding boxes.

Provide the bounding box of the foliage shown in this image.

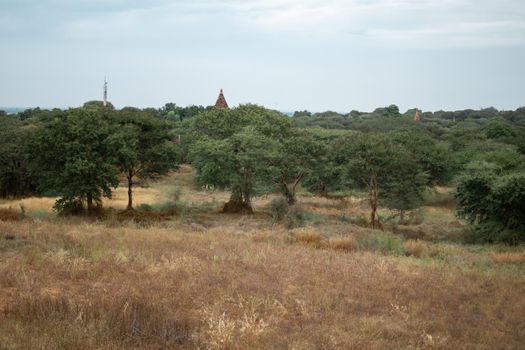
[270,196,289,222]
[30,108,119,214]
[110,109,180,209]
[337,133,428,227]
[0,116,37,198]
[390,129,453,185]
[456,163,525,244]
[189,105,286,213]
[158,103,210,121]
[274,129,325,204]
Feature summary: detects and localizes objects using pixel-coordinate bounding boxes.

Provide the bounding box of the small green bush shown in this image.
[338,215,368,227]
[270,197,289,222]
[358,232,405,255]
[136,204,153,212]
[284,205,306,229]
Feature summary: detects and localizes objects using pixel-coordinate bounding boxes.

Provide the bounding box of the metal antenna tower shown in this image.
[103,76,108,107]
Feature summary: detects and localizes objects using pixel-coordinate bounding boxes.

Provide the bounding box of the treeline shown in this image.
[291,105,525,132]
[1,102,524,243]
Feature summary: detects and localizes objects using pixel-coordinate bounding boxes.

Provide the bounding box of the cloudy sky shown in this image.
[1,0,524,112]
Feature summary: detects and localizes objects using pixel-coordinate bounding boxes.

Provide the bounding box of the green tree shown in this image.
[302,129,352,195]
[456,162,525,244]
[337,133,427,227]
[189,105,285,213]
[274,129,325,204]
[111,109,180,210]
[390,130,453,185]
[30,108,119,214]
[484,118,516,139]
[0,116,36,198]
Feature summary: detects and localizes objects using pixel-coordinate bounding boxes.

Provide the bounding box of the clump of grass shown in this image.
[293,229,322,246]
[404,239,427,258]
[328,236,357,252]
[5,293,196,348]
[358,232,405,255]
[338,214,368,227]
[251,231,274,243]
[489,252,525,264]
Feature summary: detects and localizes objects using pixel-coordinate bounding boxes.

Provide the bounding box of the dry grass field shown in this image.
[1,166,524,349]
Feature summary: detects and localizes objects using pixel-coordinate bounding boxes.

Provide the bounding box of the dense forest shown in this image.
[1,101,524,243]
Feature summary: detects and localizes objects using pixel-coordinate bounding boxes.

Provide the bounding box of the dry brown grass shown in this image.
[328,236,357,252]
[0,197,55,214]
[292,228,323,245]
[404,239,427,258]
[0,208,21,221]
[489,251,525,264]
[1,218,525,349]
[0,171,524,349]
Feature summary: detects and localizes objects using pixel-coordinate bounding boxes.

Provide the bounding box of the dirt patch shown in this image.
[0,208,21,222]
[116,209,175,223]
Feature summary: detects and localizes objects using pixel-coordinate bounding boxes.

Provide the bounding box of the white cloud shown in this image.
[223,0,525,47]
[7,0,522,48]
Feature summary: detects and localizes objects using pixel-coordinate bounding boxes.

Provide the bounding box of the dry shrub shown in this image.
[489,251,525,264]
[293,229,322,245]
[328,236,357,252]
[0,208,21,221]
[404,239,427,258]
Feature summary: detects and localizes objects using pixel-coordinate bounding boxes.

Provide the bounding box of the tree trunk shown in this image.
[222,170,254,214]
[86,193,94,214]
[369,176,381,229]
[223,188,251,214]
[127,170,133,210]
[281,182,295,205]
[280,173,304,205]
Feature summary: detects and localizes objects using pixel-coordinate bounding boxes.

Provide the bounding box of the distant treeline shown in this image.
[291,105,525,130]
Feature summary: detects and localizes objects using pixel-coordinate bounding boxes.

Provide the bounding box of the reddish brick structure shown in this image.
[214,89,229,109]
[414,109,420,122]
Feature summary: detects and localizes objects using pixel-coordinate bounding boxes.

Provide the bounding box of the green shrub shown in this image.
[284,205,306,229]
[358,232,405,255]
[338,215,368,227]
[136,204,153,212]
[270,197,289,222]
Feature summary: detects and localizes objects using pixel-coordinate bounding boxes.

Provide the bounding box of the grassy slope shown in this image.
[0,166,524,349]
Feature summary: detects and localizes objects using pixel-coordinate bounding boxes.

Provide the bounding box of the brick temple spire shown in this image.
[414,109,420,122]
[214,89,229,109]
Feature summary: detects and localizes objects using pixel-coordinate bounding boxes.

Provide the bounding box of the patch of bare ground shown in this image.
[1,219,524,349]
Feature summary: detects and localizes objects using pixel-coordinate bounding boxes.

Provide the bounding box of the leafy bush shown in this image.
[456,167,525,244]
[270,197,288,222]
[136,204,154,212]
[53,197,86,216]
[284,205,306,228]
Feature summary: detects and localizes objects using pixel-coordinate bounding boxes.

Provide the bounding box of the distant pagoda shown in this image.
[214,89,229,109]
[414,109,420,122]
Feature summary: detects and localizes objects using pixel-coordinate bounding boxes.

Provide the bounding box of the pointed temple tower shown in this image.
[414,109,420,122]
[214,89,229,109]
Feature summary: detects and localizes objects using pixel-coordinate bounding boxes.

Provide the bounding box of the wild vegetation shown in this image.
[0,102,524,348]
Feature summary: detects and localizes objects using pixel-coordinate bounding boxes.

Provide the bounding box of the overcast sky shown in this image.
[1,0,524,112]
